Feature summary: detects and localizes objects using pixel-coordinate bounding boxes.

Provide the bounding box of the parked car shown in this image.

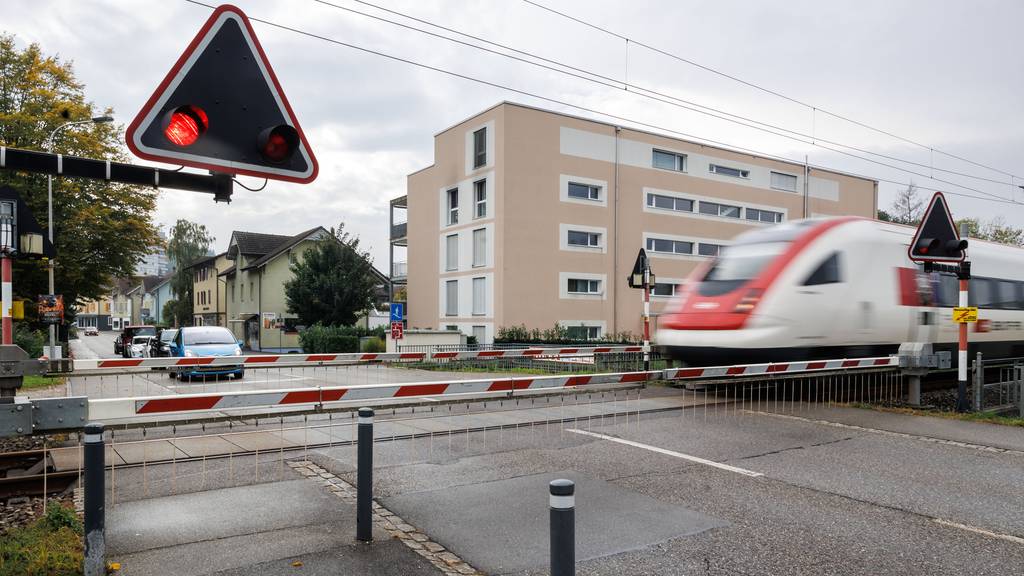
[115,325,156,357]
[150,328,178,358]
[169,326,244,380]
[83,326,99,336]
[128,335,153,358]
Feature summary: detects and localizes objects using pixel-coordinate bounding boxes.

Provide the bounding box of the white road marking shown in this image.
[932,518,1024,546]
[566,428,763,478]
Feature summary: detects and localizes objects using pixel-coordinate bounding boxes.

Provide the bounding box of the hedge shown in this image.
[299,323,385,353]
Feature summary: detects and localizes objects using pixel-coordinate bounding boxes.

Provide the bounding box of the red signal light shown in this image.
[163,105,208,147]
[257,125,299,163]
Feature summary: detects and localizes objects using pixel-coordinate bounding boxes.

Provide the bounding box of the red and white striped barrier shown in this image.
[73,345,645,372]
[87,370,656,419]
[663,356,897,380]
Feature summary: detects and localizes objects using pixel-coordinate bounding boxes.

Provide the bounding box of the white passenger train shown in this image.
[656,217,1024,365]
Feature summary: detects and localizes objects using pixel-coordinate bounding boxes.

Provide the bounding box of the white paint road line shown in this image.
[566,429,764,478]
[932,518,1024,546]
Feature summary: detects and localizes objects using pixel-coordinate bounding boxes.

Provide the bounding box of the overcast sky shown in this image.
[6,0,1023,267]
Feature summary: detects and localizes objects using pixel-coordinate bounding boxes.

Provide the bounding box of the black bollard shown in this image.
[356,407,374,542]
[83,422,106,576]
[549,479,575,576]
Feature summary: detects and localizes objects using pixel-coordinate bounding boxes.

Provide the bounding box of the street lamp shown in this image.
[45,115,114,357]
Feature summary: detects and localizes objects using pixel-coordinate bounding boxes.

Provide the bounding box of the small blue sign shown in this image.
[390,303,404,322]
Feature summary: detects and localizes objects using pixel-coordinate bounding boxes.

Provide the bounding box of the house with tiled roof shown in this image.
[221,227,387,352]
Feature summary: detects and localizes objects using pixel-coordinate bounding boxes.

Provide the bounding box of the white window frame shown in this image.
[770,171,799,192]
[698,200,742,219]
[558,320,606,340]
[567,182,600,201]
[646,237,694,256]
[472,277,486,316]
[473,127,487,169]
[560,174,608,207]
[746,207,784,224]
[472,228,486,268]
[445,280,458,317]
[474,179,487,219]
[446,188,459,225]
[646,192,694,213]
[708,163,750,179]
[445,234,459,271]
[559,223,607,253]
[559,272,606,300]
[652,149,687,172]
[642,232,724,262]
[697,243,723,257]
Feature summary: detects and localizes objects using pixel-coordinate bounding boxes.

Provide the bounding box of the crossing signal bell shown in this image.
[126,4,318,184]
[908,192,967,263]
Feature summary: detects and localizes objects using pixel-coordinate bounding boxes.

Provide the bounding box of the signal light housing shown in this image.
[257,125,299,164]
[162,105,208,147]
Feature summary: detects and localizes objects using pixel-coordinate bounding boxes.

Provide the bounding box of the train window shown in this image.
[969,278,995,307]
[698,241,789,296]
[996,280,1017,309]
[935,274,958,307]
[803,252,842,286]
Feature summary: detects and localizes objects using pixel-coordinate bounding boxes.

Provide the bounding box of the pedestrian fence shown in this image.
[972,354,1024,416]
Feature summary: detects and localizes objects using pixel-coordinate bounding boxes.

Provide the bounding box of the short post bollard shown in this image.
[356,407,374,543]
[83,422,106,576]
[549,479,575,576]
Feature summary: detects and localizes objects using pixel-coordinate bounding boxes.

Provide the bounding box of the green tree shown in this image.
[0,33,158,318]
[285,224,377,326]
[166,220,213,326]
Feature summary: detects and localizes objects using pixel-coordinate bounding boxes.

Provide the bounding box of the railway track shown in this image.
[0,449,78,500]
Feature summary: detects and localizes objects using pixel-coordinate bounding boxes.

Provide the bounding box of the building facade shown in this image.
[190,253,230,326]
[135,229,171,277]
[401,102,878,344]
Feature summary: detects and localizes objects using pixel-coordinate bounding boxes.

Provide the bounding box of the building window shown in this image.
[473,127,487,168]
[646,193,693,212]
[709,163,749,178]
[567,278,601,294]
[646,237,693,255]
[472,228,486,267]
[771,171,798,192]
[651,283,679,297]
[567,230,600,247]
[447,188,459,225]
[446,234,458,271]
[474,180,487,218]
[472,325,486,344]
[653,149,686,172]
[698,201,741,219]
[565,325,601,340]
[746,208,784,223]
[698,243,723,257]
[567,182,600,201]
[249,282,254,302]
[231,284,235,302]
[472,277,485,315]
[445,280,458,316]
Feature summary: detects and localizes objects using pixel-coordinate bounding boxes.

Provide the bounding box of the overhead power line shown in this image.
[179,0,1021,207]
[308,0,1018,203]
[521,0,1024,183]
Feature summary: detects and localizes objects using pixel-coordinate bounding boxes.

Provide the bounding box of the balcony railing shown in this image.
[390,222,407,240]
[391,261,407,279]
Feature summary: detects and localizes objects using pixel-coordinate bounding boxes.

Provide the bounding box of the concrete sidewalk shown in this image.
[107,474,440,576]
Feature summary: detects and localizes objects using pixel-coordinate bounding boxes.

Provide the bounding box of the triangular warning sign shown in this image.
[627,248,649,289]
[126,4,318,183]
[908,192,966,262]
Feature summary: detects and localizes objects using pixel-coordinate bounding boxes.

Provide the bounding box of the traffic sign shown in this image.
[627,249,655,288]
[126,4,318,183]
[952,307,978,323]
[908,192,967,263]
[390,303,404,323]
[390,321,404,340]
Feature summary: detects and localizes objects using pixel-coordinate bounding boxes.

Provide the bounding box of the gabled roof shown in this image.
[228,231,293,258]
[183,252,226,271]
[141,274,169,292]
[242,227,328,271]
[218,265,236,277]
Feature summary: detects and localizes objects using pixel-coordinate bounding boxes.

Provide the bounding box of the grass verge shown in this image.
[20,375,65,391]
[851,403,1024,427]
[0,504,83,576]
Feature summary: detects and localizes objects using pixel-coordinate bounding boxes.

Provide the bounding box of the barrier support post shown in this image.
[550,479,575,576]
[356,407,374,542]
[83,422,106,576]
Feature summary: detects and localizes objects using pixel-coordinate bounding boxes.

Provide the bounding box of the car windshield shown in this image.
[698,241,790,296]
[183,327,236,346]
[130,327,156,337]
[160,330,178,343]
[132,336,151,344]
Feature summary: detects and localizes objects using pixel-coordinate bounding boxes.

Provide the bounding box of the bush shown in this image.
[0,503,83,576]
[495,323,639,345]
[299,323,365,353]
[13,323,45,358]
[361,337,386,353]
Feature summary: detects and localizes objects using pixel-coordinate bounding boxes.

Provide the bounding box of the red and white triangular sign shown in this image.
[126,4,318,183]
[908,192,965,262]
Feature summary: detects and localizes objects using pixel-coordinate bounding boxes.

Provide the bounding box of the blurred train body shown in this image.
[656,217,1024,366]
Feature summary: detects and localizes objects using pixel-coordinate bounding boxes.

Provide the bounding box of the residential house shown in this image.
[223,228,388,352]
[146,275,175,325]
[77,295,113,331]
[188,252,231,326]
[109,278,135,331]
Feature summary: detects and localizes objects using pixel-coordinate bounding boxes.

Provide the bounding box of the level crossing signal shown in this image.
[908,192,967,262]
[126,4,318,183]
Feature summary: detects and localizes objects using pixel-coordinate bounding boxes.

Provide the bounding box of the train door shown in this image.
[792,251,845,346]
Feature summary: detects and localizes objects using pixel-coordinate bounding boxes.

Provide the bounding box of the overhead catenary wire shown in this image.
[179,0,1021,206]
[309,0,1019,202]
[521,0,1024,183]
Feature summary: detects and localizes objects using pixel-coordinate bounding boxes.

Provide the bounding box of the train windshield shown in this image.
[698,241,790,296]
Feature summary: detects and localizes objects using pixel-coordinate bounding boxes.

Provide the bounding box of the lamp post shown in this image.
[45,115,113,357]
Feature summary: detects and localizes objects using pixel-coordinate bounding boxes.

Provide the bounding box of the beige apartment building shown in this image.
[398,102,877,344]
[190,252,231,326]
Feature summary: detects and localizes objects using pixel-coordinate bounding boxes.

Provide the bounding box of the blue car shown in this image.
[169,326,245,380]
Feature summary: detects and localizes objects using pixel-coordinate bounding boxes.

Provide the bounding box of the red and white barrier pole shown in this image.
[642,266,651,371]
[2,255,11,345]
[956,261,971,412]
